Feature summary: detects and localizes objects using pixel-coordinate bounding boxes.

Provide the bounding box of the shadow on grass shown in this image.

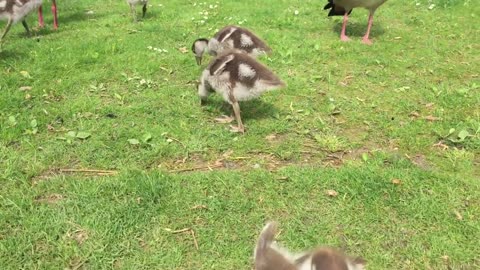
[207,99,279,121]
[332,21,385,38]
[0,47,27,60]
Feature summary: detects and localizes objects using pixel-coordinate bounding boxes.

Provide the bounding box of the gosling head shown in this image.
[192,38,209,65]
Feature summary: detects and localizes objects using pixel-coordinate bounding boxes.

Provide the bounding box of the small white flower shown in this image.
[294,10,299,15]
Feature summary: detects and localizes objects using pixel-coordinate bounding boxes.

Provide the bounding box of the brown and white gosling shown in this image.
[0,0,42,50]
[198,50,285,134]
[192,25,272,65]
[126,0,147,22]
[255,222,366,270]
[324,0,388,45]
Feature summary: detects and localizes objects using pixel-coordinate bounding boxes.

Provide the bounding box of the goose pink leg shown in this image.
[52,0,58,29]
[38,6,45,27]
[362,13,374,45]
[38,1,58,29]
[340,12,350,42]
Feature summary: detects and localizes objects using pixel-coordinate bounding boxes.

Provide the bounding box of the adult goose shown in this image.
[324,0,388,44]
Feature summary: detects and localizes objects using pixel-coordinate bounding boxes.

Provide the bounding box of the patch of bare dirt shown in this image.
[67,229,89,245]
[31,168,118,185]
[34,193,64,204]
[68,256,87,270]
[406,154,431,170]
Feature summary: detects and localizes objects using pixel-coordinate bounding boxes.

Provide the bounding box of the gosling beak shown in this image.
[195,56,202,66]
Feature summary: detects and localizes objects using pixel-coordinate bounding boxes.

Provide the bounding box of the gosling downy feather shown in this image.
[254,222,366,270]
[198,50,284,133]
[192,25,272,65]
[0,0,43,49]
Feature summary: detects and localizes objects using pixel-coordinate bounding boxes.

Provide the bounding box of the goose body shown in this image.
[255,222,366,270]
[0,0,43,49]
[38,0,58,29]
[127,0,148,22]
[192,25,271,65]
[324,0,388,44]
[198,50,284,133]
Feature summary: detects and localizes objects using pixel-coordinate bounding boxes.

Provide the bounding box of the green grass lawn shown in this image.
[1,0,479,269]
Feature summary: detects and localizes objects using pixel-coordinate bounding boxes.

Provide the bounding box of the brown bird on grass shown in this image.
[0,0,42,50]
[198,50,285,133]
[192,25,271,65]
[254,222,366,270]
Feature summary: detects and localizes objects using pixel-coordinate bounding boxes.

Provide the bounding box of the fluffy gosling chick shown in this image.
[126,0,147,22]
[192,25,272,65]
[255,222,366,270]
[198,50,284,133]
[0,0,42,50]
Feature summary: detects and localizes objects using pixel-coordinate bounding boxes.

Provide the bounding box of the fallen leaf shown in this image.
[409,111,420,117]
[214,115,234,124]
[453,210,463,221]
[20,70,31,78]
[213,159,224,167]
[142,133,152,143]
[19,86,32,91]
[265,134,277,141]
[128,138,140,145]
[391,179,402,185]
[35,193,64,204]
[76,132,91,140]
[424,115,441,122]
[25,93,32,100]
[457,130,471,141]
[425,103,435,108]
[361,153,369,162]
[222,149,234,158]
[433,141,449,150]
[71,229,88,245]
[191,205,208,210]
[326,190,338,197]
[179,47,189,53]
